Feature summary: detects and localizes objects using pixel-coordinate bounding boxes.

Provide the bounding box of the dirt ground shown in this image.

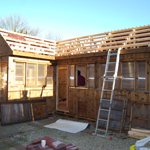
[0,115,137,150]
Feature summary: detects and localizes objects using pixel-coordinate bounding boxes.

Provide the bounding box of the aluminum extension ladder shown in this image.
[94,48,121,137]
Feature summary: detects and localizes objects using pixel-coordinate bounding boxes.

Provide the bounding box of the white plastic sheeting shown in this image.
[44,119,89,133]
[135,136,150,150]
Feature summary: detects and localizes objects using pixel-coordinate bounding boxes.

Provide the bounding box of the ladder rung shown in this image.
[97,134,108,138]
[109,53,117,56]
[103,76,115,78]
[105,80,113,82]
[97,129,106,132]
[102,99,111,102]
[107,62,116,64]
[98,118,108,122]
[106,71,115,73]
[103,89,112,91]
[100,108,109,111]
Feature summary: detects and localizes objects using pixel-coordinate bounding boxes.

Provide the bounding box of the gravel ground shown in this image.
[0,115,137,150]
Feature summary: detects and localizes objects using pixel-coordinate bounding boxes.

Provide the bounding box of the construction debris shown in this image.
[128,128,150,139]
[26,136,79,150]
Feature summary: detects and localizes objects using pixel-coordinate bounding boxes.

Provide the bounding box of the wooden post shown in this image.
[94,64,96,88]
[86,64,89,88]
[56,66,58,110]
[146,61,148,90]
[67,65,69,108]
[135,61,138,90]
[129,103,133,131]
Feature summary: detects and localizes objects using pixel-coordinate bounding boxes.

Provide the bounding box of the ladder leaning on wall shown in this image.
[94,48,122,137]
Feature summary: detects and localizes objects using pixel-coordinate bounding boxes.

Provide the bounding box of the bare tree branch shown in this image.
[46,31,64,41]
[0,14,40,36]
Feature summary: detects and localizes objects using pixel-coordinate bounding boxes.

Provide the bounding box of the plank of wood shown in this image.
[128,130,150,139]
[13,59,51,65]
[13,50,55,60]
[131,128,150,134]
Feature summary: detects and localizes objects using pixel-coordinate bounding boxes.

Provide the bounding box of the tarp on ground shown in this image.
[44,119,89,133]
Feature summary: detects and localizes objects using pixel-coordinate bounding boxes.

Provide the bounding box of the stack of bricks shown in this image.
[26,136,79,150]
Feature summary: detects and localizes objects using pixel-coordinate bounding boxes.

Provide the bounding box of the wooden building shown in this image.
[0,25,150,130]
[0,29,56,124]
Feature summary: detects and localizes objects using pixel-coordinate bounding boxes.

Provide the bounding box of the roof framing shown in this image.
[56,25,150,56]
[0,25,150,59]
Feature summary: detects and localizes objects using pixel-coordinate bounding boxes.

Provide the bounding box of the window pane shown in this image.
[15,63,24,84]
[27,64,36,86]
[77,64,86,86]
[138,62,145,88]
[122,62,134,89]
[38,65,45,86]
[89,64,94,88]
[47,66,53,86]
[70,65,74,86]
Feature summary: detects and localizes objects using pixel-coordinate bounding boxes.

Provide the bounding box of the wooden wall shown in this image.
[8,56,54,100]
[0,56,8,102]
[0,35,12,57]
[57,47,150,129]
[69,88,150,129]
[1,56,57,114]
[46,65,56,113]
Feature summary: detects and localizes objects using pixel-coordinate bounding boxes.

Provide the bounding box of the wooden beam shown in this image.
[13,59,52,65]
[13,50,55,60]
[55,47,150,60]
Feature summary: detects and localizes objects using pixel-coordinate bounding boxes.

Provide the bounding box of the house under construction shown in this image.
[0,25,150,132]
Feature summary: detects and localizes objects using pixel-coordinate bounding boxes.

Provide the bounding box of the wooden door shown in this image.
[57,65,68,111]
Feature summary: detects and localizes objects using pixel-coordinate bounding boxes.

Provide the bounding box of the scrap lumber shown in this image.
[128,128,150,139]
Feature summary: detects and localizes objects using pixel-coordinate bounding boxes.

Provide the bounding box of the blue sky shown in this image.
[0,0,150,40]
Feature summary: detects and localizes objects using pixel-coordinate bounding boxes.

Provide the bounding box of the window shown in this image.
[138,62,145,88]
[88,64,94,88]
[122,62,134,89]
[38,65,45,86]
[26,64,36,86]
[47,66,53,86]
[15,63,24,85]
[69,65,75,86]
[76,64,86,86]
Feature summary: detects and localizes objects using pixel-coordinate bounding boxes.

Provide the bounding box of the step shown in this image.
[105,79,114,82]
[102,76,115,78]
[107,62,116,64]
[106,71,115,73]
[100,108,109,111]
[97,129,106,132]
[109,53,117,56]
[101,99,111,102]
[103,89,112,91]
[97,134,108,138]
[98,118,108,122]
